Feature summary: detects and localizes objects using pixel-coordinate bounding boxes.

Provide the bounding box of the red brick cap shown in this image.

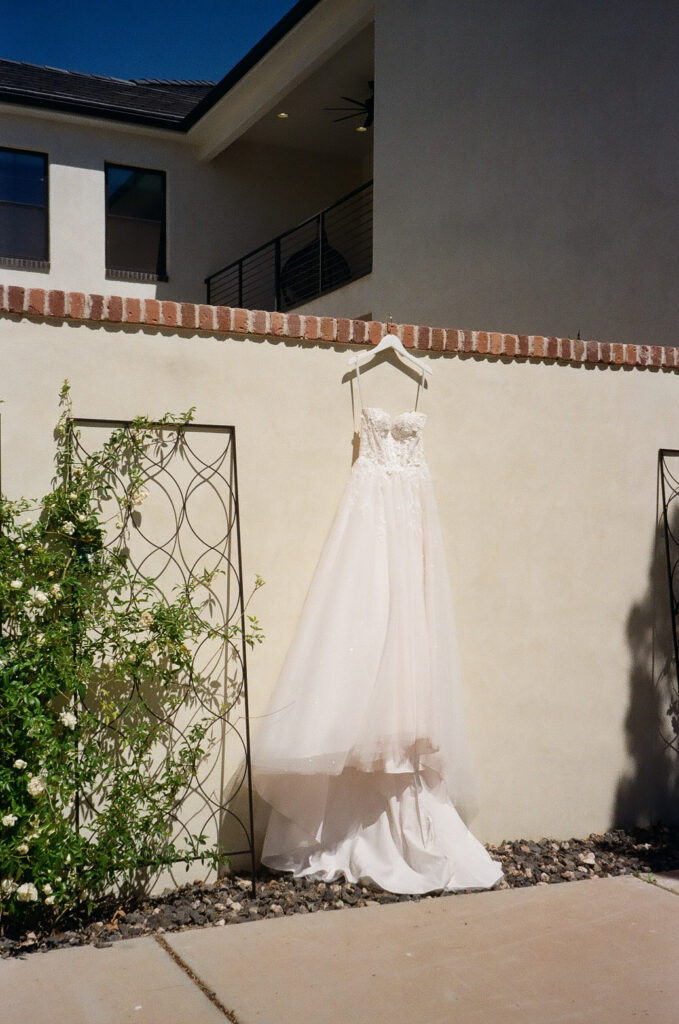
[0,284,676,373]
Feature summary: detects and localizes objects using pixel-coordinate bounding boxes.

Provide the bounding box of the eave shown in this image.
[185,0,373,161]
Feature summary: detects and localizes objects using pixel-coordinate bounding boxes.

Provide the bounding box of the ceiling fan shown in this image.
[325,80,374,130]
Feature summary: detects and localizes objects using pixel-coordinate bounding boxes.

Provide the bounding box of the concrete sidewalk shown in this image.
[2,874,678,1024]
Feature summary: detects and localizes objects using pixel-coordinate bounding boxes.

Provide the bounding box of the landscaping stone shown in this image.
[2,824,678,958]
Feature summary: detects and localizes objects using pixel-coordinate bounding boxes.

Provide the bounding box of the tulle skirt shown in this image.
[252,457,502,893]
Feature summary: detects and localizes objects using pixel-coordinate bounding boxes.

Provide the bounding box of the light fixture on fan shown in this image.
[325,81,374,131]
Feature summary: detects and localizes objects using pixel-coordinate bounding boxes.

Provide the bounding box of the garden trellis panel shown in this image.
[659,449,679,751]
[68,417,256,886]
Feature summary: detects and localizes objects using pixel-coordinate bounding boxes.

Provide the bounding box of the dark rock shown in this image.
[2,824,678,958]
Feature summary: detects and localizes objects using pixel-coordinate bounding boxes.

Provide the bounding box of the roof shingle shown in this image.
[0,58,215,127]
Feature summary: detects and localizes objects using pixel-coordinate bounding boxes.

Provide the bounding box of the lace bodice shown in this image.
[357,407,427,471]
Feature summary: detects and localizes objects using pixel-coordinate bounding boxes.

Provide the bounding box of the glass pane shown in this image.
[0,149,47,207]
[106,216,164,275]
[0,203,48,260]
[107,166,163,221]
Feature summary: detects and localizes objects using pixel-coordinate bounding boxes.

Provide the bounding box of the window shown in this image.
[105,163,166,280]
[0,147,49,268]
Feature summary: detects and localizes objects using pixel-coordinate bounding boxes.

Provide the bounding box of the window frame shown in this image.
[0,146,50,271]
[104,161,168,282]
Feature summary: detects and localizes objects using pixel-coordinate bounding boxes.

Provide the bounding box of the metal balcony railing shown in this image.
[205,180,372,310]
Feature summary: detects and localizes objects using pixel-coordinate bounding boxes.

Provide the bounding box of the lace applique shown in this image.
[357,407,427,472]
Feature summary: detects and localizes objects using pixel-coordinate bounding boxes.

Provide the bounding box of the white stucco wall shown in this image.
[0,105,371,307]
[210,139,371,274]
[0,107,228,301]
[2,312,678,851]
[302,0,679,346]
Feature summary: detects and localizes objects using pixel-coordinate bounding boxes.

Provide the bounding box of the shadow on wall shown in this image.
[614,497,679,827]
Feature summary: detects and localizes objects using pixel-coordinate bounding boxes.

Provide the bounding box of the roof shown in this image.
[0,0,324,131]
[182,0,323,129]
[0,58,215,127]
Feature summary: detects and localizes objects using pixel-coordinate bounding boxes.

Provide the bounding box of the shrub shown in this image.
[0,383,262,930]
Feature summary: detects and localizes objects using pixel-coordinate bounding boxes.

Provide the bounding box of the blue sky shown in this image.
[1,1,300,82]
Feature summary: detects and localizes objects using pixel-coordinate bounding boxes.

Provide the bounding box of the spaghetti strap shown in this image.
[354,359,365,413]
[414,364,426,411]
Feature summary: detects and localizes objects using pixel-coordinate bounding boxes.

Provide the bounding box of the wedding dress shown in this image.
[253,372,503,893]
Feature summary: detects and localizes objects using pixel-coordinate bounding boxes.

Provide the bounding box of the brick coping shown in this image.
[1,284,676,371]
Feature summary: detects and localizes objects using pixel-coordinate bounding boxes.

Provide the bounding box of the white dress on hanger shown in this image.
[253,372,502,893]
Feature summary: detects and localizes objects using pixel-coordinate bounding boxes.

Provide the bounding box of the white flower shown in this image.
[140,611,153,628]
[13,759,27,770]
[59,710,77,731]
[2,814,17,827]
[26,776,46,797]
[42,883,53,895]
[16,882,38,902]
[44,895,55,905]
[10,579,23,590]
[68,492,78,500]
[77,513,87,523]
[130,486,149,507]
[29,588,49,606]
[128,653,137,665]
[115,519,124,530]
[17,542,27,552]
[35,634,45,647]
[62,521,76,535]
[16,842,29,854]
[0,879,17,898]
[50,583,62,598]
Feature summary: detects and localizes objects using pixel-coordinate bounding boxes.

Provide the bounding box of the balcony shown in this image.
[205,181,372,311]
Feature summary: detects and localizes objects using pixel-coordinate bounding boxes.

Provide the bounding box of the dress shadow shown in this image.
[613,499,679,827]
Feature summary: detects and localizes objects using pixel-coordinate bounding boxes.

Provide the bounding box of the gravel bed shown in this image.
[2,824,678,958]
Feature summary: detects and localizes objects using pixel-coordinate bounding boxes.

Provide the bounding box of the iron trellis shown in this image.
[659,449,679,706]
[67,417,256,891]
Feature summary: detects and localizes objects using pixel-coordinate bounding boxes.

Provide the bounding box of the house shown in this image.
[1,0,676,345]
